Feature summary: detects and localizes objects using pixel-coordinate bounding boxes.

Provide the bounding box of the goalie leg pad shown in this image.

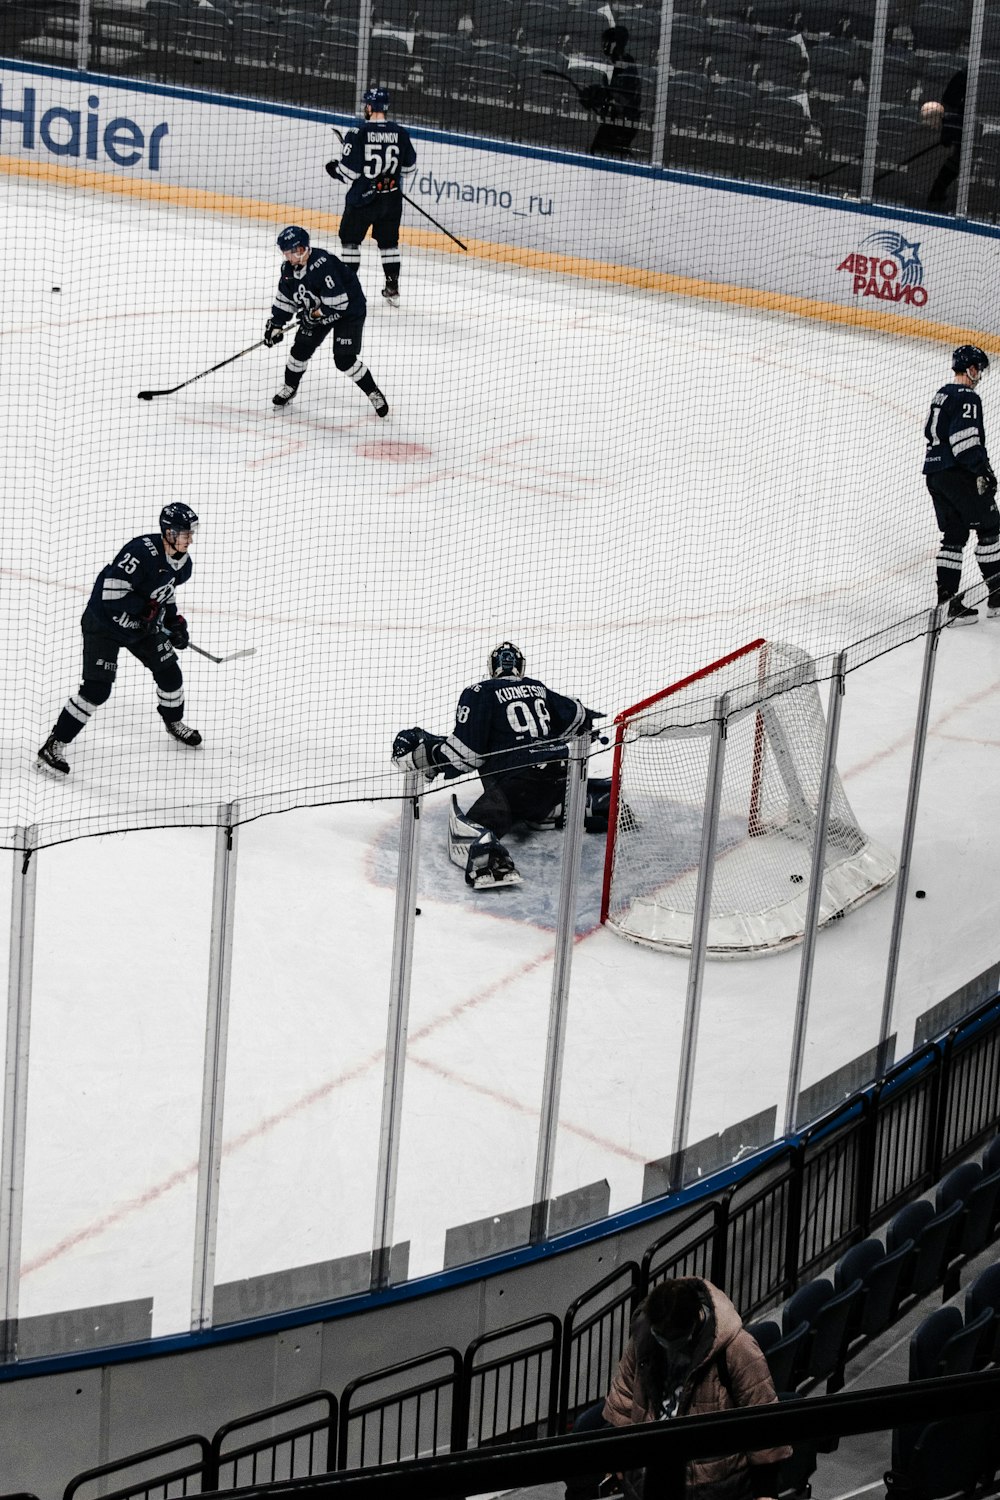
[449,798,521,887]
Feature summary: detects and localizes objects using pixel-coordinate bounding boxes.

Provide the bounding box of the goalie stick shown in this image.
[329,127,469,252]
[189,641,257,664]
[137,340,266,400]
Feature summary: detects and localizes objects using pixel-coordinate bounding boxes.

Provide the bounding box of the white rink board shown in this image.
[1,61,999,332]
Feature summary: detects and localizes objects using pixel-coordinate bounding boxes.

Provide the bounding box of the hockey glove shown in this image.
[325,160,345,181]
[392,727,445,780]
[167,614,189,651]
[579,84,608,112]
[139,597,162,627]
[976,463,998,502]
[263,318,285,347]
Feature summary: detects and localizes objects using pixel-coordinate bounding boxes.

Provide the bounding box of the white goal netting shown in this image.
[601,639,898,958]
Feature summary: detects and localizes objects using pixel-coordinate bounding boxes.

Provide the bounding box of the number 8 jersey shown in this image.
[339,120,417,207]
[440,673,589,778]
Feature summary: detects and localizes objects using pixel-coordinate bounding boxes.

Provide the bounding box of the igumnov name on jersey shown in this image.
[924,383,988,474]
[440,675,588,777]
[339,122,417,206]
[271,247,366,329]
[84,534,190,643]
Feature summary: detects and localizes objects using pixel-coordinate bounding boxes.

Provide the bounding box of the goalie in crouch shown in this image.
[392,642,610,890]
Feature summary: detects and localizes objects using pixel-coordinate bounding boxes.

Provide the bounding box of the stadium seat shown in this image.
[880,44,920,103]
[887,1412,997,1500]
[798,0,844,37]
[984,1135,1000,1174]
[422,35,475,88]
[985,7,1000,59]
[708,77,757,134]
[892,1198,963,1309]
[840,1,897,42]
[562,5,610,56]
[144,0,187,48]
[911,1,968,53]
[665,69,709,129]
[517,0,568,48]
[232,6,280,62]
[751,0,799,27]
[753,1317,811,1392]
[808,37,868,93]
[416,0,462,33]
[669,16,712,71]
[807,1277,864,1390]
[964,1261,1000,1366]
[469,0,516,41]
[754,32,807,87]
[814,97,867,160]
[754,90,810,150]
[369,30,414,84]
[876,105,923,166]
[707,19,757,78]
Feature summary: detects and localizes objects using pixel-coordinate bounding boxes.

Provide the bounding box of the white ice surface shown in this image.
[2,175,999,1341]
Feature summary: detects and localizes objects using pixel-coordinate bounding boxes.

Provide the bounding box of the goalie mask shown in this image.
[489,641,525,679]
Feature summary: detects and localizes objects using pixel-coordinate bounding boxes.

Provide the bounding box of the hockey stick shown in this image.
[188,641,258,664]
[137,340,266,400]
[330,126,469,252]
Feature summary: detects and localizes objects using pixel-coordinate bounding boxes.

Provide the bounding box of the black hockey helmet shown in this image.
[952,344,990,376]
[277,224,310,253]
[363,86,391,113]
[159,502,199,537]
[489,642,525,678]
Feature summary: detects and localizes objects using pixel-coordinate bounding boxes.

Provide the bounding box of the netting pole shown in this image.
[531,734,589,1240]
[355,0,373,113]
[191,803,239,1333]
[783,653,848,1135]
[1,827,38,1364]
[372,772,421,1291]
[648,0,675,166]
[955,0,985,220]
[878,607,944,1076]
[76,0,92,71]
[670,696,729,1179]
[859,0,891,203]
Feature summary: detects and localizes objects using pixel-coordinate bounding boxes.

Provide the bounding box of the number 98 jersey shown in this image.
[339,121,417,207]
[442,675,588,778]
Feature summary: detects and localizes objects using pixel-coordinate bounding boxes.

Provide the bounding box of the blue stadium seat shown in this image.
[964,1261,1000,1366]
[911,1,968,53]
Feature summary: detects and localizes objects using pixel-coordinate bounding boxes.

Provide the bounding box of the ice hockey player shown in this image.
[391,642,610,890]
[325,88,417,305]
[263,225,389,415]
[37,504,202,777]
[923,345,999,623]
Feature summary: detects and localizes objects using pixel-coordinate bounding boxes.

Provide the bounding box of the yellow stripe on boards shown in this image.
[2,150,995,346]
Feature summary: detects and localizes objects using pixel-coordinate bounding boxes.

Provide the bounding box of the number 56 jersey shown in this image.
[339,120,417,206]
[441,675,588,778]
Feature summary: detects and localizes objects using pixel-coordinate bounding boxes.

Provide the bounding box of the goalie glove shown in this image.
[976,462,998,502]
[392,727,446,780]
[263,318,285,347]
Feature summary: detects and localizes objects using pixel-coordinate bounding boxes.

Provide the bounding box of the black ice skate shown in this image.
[947,596,978,625]
[272,384,298,407]
[367,384,389,418]
[164,719,203,747]
[381,279,400,305]
[465,832,522,890]
[988,594,1000,618]
[37,734,70,775]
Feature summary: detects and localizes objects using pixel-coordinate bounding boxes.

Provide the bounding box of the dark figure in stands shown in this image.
[921,69,966,211]
[582,27,642,160]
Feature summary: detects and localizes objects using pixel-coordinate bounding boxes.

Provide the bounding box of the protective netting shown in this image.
[602,639,898,955]
[2,3,999,849]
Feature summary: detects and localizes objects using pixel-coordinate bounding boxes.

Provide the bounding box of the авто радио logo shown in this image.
[837,230,928,306]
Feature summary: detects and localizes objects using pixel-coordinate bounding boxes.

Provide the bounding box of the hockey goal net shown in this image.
[600,639,897,958]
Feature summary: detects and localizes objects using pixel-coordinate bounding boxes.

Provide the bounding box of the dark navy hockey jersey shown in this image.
[441,674,588,778]
[338,121,417,207]
[923,383,990,475]
[83,533,191,644]
[271,246,366,329]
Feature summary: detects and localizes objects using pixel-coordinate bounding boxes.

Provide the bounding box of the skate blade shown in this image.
[468,868,523,890]
[36,758,68,778]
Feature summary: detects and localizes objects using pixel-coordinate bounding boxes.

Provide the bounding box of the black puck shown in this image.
[51,286,61,292]
[790,873,804,883]
[915,889,926,899]
[415,907,422,915]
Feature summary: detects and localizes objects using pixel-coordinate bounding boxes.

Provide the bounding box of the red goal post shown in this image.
[599,639,897,958]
